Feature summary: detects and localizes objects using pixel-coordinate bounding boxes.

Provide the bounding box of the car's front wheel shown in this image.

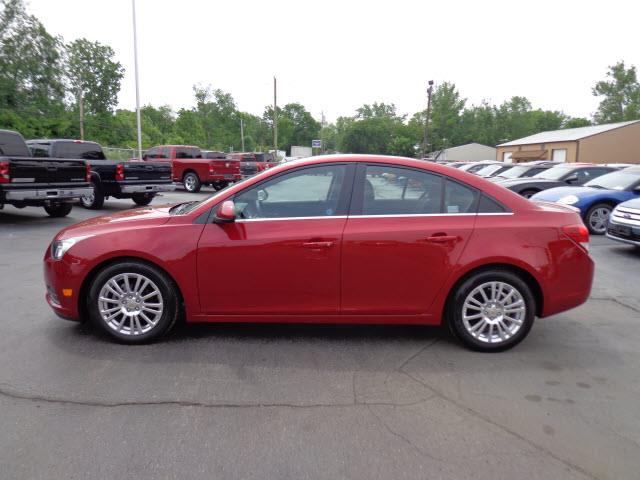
[447,270,535,352]
[80,182,104,209]
[88,261,179,343]
[585,203,612,235]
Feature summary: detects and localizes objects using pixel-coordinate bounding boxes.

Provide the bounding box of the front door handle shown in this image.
[303,241,334,249]
[425,234,459,243]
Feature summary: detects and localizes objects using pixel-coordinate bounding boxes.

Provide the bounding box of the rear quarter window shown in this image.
[478,194,508,213]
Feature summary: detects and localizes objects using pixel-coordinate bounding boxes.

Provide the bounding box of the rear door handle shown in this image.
[303,241,334,249]
[425,234,459,243]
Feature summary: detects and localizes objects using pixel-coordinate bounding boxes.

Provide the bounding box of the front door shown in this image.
[341,164,477,315]
[197,163,353,315]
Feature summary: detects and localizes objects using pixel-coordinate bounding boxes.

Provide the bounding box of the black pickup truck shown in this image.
[27,139,174,209]
[0,130,91,217]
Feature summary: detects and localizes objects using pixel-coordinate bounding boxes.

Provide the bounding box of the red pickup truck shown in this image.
[144,145,241,192]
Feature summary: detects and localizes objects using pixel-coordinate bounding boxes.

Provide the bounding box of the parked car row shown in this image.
[441,160,640,235]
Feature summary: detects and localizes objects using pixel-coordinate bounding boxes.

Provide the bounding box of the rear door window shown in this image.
[444,179,478,214]
[359,165,442,215]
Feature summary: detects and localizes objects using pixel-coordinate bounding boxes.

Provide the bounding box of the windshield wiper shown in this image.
[169,201,199,215]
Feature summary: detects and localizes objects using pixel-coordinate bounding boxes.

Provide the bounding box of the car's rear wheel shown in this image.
[585,203,612,235]
[183,172,201,193]
[447,270,535,352]
[88,261,179,344]
[520,189,538,199]
[131,193,155,206]
[44,203,73,217]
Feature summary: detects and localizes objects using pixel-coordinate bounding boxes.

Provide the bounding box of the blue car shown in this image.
[530,167,640,234]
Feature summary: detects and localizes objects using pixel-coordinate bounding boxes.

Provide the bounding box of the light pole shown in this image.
[421,80,434,159]
[132,0,143,160]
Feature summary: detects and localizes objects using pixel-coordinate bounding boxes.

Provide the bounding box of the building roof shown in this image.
[497,120,640,146]
[442,142,495,152]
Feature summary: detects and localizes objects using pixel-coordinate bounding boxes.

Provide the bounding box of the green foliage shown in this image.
[67,38,124,114]
[593,61,640,123]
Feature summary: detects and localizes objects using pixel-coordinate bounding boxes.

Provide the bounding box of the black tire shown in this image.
[183,172,201,193]
[131,193,155,206]
[584,203,612,235]
[44,203,73,217]
[212,181,229,191]
[446,270,536,352]
[520,189,539,199]
[88,260,180,344]
[80,182,105,209]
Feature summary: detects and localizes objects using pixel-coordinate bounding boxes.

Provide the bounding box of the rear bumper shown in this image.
[207,174,241,182]
[120,183,176,194]
[4,186,92,201]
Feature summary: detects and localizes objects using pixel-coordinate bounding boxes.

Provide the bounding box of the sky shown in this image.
[25,0,640,123]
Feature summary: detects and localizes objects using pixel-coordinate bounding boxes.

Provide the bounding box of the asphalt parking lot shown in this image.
[1,190,639,480]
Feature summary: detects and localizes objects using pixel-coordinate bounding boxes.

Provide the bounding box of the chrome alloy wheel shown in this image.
[588,207,611,234]
[81,190,95,207]
[462,281,526,344]
[184,175,197,191]
[97,273,164,336]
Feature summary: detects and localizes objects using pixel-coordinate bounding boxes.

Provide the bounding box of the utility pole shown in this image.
[240,116,245,152]
[132,0,143,161]
[78,88,84,140]
[421,80,434,159]
[321,110,325,154]
[273,76,278,157]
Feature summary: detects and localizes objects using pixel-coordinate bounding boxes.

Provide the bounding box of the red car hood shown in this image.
[56,205,174,240]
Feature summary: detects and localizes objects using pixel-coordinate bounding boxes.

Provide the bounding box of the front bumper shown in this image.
[120,183,176,194]
[606,219,640,246]
[43,250,84,321]
[5,187,93,201]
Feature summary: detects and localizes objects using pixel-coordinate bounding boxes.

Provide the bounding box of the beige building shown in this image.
[496,120,640,164]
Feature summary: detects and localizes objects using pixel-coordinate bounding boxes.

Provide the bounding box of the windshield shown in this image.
[498,165,529,179]
[584,171,640,191]
[533,166,574,180]
[476,164,505,176]
[168,176,253,215]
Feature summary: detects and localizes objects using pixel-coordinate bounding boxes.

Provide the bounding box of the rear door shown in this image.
[341,164,477,315]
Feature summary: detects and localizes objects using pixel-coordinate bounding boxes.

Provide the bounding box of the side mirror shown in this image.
[565,174,579,184]
[214,200,236,223]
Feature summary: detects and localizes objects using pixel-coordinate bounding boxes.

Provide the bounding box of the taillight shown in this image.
[0,161,9,183]
[562,224,589,252]
[85,163,91,182]
[209,162,215,174]
[115,163,125,181]
[225,162,230,168]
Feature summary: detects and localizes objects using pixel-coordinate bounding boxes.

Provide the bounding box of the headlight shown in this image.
[558,195,579,205]
[50,235,93,260]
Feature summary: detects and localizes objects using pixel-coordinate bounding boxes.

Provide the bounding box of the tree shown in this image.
[563,117,592,129]
[263,103,320,154]
[67,38,124,114]
[0,0,66,136]
[593,61,640,123]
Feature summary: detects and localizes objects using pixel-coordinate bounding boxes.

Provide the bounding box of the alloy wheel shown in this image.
[97,273,164,336]
[461,281,526,344]
[588,207,611,234]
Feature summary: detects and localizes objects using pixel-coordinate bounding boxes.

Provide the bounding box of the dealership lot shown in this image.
[1,191,639,479]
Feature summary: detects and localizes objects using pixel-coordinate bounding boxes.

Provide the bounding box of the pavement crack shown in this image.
[397,338,439,372]
[365,404,444,466]
[589,296,640,314]
[0,382,432,410]
[398,370,598,480]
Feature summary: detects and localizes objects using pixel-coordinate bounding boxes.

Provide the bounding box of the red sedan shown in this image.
[43,155,593,351]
